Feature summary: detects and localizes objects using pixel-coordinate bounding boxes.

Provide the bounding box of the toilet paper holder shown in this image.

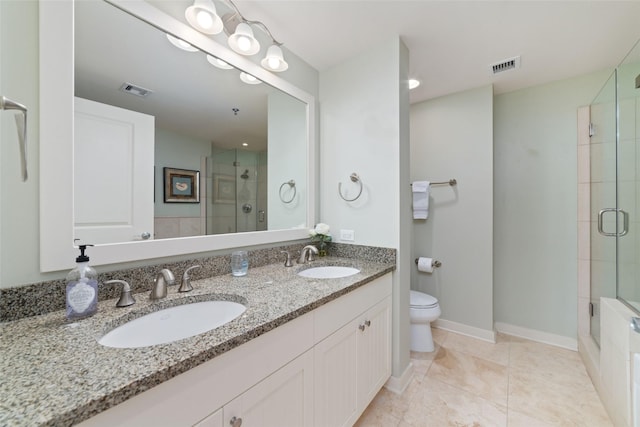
[415,258,441,268]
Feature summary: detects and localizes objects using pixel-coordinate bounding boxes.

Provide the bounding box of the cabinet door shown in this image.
[314,319,359,427]
[224,350,313,427]
[357,296,392,410]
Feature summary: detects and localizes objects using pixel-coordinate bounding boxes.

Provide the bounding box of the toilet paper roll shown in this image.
[417,257,434,273]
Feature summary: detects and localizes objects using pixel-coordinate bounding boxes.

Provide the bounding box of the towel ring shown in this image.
[338,173,363,202]
[1,96,28,182]
[279,180,296,204]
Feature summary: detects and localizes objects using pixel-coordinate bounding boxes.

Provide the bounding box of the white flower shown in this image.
[309,229,317,237]
[314,223,330,235]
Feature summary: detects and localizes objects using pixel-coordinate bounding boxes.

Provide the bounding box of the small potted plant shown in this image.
[310,223,332,257]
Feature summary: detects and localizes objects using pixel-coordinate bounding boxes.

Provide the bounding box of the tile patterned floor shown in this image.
[355,329,612,427]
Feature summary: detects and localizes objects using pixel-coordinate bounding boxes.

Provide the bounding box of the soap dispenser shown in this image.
[66,244,98,320]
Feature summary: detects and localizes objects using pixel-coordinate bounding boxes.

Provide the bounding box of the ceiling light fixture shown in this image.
[185,0,223,35]
[184,0,289,73]
[166,34,198,52]
[228,22,260,55]
[409,79,421,90]
[206,54,233,70]
[240,72,261,85]
[261,44,288,72]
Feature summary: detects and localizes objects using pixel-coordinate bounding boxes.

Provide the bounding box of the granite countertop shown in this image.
[0,257,394,427]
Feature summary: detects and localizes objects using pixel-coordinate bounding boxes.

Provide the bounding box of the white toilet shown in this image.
[410,290,441,352]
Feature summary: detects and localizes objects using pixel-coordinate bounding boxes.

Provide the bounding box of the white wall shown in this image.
[410,85,494,334]
[494,71,611,339]
[0,1,45,286]
[268,91,307,230]
[319,37,411,379]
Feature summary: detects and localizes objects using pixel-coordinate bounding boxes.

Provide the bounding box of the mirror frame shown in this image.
[39,0,316,272]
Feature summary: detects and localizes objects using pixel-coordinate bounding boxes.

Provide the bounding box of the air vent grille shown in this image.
[119,82,153,98]
[490,56,521,75]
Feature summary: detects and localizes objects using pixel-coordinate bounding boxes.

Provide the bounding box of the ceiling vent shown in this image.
[119,82,153,98]
[490,56,521,75]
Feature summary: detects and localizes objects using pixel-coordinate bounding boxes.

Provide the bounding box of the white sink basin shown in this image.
[298,266,360,279]
[99,300,246,348]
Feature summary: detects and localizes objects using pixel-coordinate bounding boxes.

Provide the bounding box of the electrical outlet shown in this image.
[340,229,355,241]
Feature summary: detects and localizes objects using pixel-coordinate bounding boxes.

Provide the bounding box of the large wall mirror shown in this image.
[40,0,316,271]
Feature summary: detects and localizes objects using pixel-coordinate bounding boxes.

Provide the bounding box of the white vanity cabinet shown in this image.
[79,273,392,427]
[313,276,392,427]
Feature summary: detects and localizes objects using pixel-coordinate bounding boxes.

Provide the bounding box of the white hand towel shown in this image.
[412,181,430,219]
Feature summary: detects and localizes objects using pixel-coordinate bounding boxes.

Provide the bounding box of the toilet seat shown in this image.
[410,290,438,308]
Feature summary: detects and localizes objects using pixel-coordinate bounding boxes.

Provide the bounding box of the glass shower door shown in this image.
[616,42,640,313]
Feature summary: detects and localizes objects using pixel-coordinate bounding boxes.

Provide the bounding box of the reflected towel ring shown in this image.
[279,180,296,203]
[338,173,363,202]
[0,96,28,182]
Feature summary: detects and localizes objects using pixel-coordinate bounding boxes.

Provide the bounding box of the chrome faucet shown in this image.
[298,245,319,264]
[150,268,175,300]
[179,265,201,293]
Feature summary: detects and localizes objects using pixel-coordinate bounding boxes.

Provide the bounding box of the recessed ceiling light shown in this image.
[409,79,421,90]
[242,142,249,147]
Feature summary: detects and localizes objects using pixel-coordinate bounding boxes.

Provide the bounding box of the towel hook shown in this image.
[279,180,296,204]
[338,172,363,202]
[1,96,28,181]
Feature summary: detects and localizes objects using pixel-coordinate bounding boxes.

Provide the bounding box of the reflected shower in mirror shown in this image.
[74,0,307,244]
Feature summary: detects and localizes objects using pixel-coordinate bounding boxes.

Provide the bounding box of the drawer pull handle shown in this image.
[230,416,242,427]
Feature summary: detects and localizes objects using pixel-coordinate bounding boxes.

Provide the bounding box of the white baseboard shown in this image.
[385,362,414,395]
[494,322,578,351]
[433,318,496,343]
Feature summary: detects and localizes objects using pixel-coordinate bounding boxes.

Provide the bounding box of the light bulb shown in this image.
[268,57,280,69]
[196,10,213,29]
[237,36,251,52]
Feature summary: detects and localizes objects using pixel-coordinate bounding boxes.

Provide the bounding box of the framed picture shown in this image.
[213,174,236,204]
[163,167,200,203]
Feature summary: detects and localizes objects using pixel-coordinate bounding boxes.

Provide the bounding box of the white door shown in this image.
[74,97,154,244]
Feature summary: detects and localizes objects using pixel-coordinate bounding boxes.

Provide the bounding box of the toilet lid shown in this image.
[410,290,438,308]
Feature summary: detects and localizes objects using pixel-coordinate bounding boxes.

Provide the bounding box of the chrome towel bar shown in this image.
[411,179,456,186]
